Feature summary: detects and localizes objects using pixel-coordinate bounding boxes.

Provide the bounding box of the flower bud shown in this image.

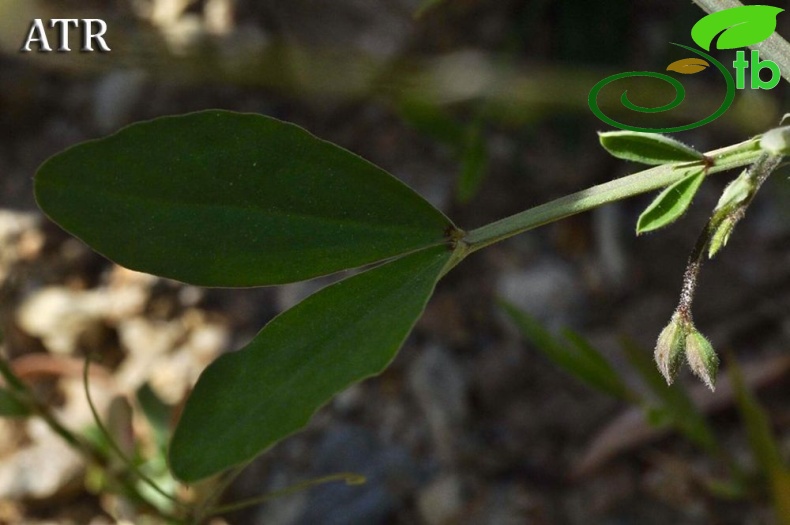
[685,330,719,391]
[708,214,738,259]
[655,313,686,385]
[759,125,790,156]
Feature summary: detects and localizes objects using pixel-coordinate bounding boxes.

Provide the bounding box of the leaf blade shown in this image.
[169,245,452,481]
[501,301,632,401]
[599,131,704,165]
[636,169,705,234]
[35,110,454,287]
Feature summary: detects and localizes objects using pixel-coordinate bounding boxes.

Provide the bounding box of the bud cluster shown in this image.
[655,313,719,390]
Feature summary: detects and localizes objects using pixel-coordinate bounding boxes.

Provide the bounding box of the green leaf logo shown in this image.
[691,5,784,51]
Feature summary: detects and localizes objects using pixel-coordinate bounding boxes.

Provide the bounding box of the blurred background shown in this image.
[0,0,789,523]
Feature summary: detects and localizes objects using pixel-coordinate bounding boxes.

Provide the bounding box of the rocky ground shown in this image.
[0,1,789,524]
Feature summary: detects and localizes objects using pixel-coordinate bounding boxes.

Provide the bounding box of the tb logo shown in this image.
[589,5,783,133]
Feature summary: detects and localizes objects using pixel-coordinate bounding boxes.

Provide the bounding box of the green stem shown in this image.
[0,354,86,452]
[206,473,365,517]
[0,355,176,519]
[191,463,249,524]
[464,137,763,252]
[82,356,185,509]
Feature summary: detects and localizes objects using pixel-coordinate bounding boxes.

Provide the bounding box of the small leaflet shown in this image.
[599,131,705,165]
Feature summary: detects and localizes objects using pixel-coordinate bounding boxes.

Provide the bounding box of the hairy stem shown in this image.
[464,137,762,252]
[676,151,782,321]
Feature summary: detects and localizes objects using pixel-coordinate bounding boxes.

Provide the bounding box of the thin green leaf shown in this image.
[636,169,705,234]
[727,355,790,525]
[136,383,172,450]
[501,301,631,400]
[599,131,705,165]
[561,329,634,401]
[169,246,452,482]
[620,337,718,453]
[0,387,31,418]
[35,110,454,287]
[691,6,784,51]
[457,125,488,204]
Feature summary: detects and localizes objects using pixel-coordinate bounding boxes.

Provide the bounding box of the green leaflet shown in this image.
[169,246,452,482]
[636,169,706,234]
[35,110,454,287]
[136,383,172,451]
[692,6,784,51]
[598,131,705,165]
[500,301,631,401]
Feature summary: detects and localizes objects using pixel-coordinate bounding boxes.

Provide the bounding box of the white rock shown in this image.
[17,287,111,355]
[0,210,39,282]
[204,0,234,35]
[0,419,82,499]
[114,317,186,393]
